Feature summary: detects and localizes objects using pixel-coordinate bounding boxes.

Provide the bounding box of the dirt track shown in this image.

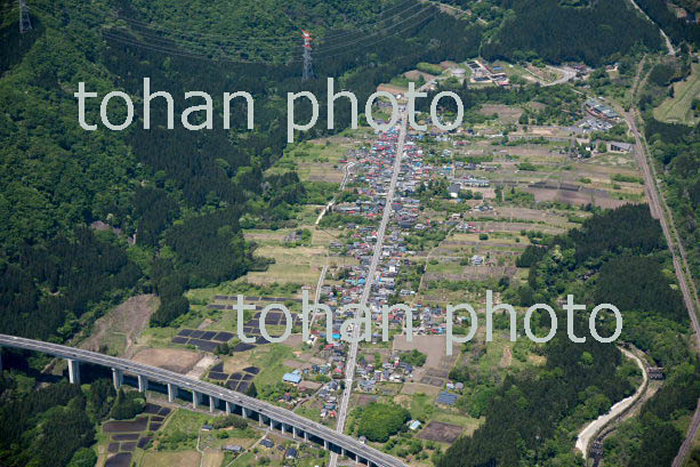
[575,347,648,457]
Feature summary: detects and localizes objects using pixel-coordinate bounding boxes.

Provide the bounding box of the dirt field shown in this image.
[418,421,464,444]
[186,354,217,379]
[401,382,442,396]
[131,348,203,374]
[525,187,632,209]
[245,245,333,285]
[201,449,224,467]
[478,104,523,124]
[82,294,159,357]
[394,335,458,387]
[393,335,447,369]
[140,451,201,467]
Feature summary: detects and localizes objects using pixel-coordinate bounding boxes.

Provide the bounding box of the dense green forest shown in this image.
[633,0,700,47]
[442,0,664,65]
[0,0,484,339]
[0,372,116,466]
[438,205,700,466]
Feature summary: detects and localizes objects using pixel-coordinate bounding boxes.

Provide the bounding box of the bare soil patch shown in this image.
[479,104,523,124]
[418,421,464,444]
[393,335,447,369]
[82,294,158,357]
[131,348,203,374]
[401,382,442,396]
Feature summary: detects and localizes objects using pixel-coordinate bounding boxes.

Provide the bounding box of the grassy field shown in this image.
[654,62,700,125]
[156,409,210,451]
[141,450,201,467]
[267,136,357,183]
[250,343,300,387]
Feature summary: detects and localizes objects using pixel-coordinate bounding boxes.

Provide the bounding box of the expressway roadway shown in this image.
[331,110,409,467]
[0,333,407,467]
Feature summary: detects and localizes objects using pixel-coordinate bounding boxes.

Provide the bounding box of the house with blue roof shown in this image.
[283,370,302,385]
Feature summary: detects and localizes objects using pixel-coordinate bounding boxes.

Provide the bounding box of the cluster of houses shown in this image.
[273,124,507,418]
[355,356,418,392]
[467,60,511,87]
[585,98,620,121]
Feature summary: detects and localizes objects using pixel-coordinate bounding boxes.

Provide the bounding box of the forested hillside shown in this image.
[633,0,700,46]
[481,0,663,65]
[437,0,665,65]
[0,0,485,341]
[437,205,700,466]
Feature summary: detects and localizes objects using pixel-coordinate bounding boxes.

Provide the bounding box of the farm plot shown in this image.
[103,403,172,467]
[418,421,465,444]
[270,137,357,183]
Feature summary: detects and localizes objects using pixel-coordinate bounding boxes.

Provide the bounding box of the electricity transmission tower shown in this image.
[301,29,315,81]
[19,0,32,33]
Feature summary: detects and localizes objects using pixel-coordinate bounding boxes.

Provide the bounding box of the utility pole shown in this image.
[301,29,315,81]
[19,0,32,34]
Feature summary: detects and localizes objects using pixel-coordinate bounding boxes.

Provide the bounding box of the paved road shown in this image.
[309,264,329,329]
[543,65,577,87]
[330,112,408,467]
[0,334,407,467]
[626,0,676,56]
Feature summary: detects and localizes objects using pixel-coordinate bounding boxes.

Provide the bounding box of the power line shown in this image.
[105,0,422,46]
[312,6,435,58]
[100,9,437,67]
[19,0,32,33]
[302,30,315,81]
[30,1,438,67]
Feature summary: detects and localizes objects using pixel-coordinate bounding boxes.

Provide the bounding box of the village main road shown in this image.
[330,110,409,467]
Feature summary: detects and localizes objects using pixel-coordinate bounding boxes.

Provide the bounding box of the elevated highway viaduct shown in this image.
[0,334,406,467]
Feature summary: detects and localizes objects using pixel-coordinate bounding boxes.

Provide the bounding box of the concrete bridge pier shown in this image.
[269,418,274,430]
[303,431,308,442]
[137,374,148,393]
[192,390,200,409]
[242,406,249,419]
[323,439,329,450]
[167,383,176,403]
[225,401,232,414]
[292,426,298,439]
[209,396,217,413]
[67,358,80,385]
[112,368,123,390]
